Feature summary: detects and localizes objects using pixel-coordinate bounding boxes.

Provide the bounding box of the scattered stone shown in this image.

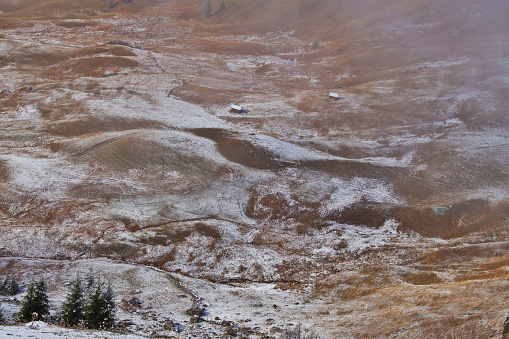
[127,297,143,306]
[270,326,282,334]
[117,319,135,328]
[225,326,238,336]
[221,320,234,327]
[186,307,205,317]
[190,315,202,323]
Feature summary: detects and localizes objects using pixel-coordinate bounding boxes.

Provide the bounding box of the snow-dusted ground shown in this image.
[0,322,143,339]
[0,1,508,337]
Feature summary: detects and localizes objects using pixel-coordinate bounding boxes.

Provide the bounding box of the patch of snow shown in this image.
[322,178,403,214]
[424,57,470,69]
[445,118,463,127]
[389,134,433,146]
[0,323,144,338]
[85,91,227,130]
[3,156,84,197]
[252,134,333,162]
[15,104,40,121]
[362,151,414,167]
[341,219,403,252]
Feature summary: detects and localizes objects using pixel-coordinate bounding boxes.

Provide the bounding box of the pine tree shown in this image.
[0,276,19,296]
[84,282,116,329]
[0,307,4,323]
[59,275,85,326]
[504,313,509,337]
[84,285,104,329]
[84,267,96,296]
[102,283,116,330]
[18,279,50,322]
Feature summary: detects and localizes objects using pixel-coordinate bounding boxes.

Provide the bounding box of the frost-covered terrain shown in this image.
[0,0,508,337]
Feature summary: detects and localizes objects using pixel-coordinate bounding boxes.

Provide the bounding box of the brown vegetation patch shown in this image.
[90,242,144,260]
[139,234,169,246]
[109,46,137,56]
[479,254,509,271]
[403,272,441,285]
[333,203,390,228]
[315,276,386,301]
[0,0,111,19]
[194,223,222,240]
[46,116,165,137]
[218,138,292,170]
[173,85,244,107]
[197,39,275,55]
[394,199,509,239]
[0,55,9,68]
[4,48,69,67]
[393,176,440,204]
[187,127,236,143]
[80,44,138,57]
[300,159,405,179]
[245,188,323,228]
[154,222,222,246]
[37,100,89,120]
[420,242,509,266]
[454,269,508,282]
[0,160,9,181]
[67,182,130,201]
[63,56,138,77]
[69,136,216,180]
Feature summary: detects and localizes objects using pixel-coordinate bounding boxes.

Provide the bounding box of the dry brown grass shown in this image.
[403,271,441,285]
[0,160,9,181]
[0,0,507,337]
[46,116,164,137]
[65,56,138,76]
[394,199,509,239]
[217,138,289,170]
[193,38,276,55]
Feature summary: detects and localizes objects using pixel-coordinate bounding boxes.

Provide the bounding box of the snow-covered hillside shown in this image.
[0,0,508,337]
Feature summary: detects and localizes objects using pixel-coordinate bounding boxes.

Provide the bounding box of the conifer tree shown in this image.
[101,283,116,329]
[84,285,104,329]
[18,279,50,322]
[84,282,116,329]
[0,276,19,296]
[83,267,96,296]
[504,313,509,337]
[59,275,85,326]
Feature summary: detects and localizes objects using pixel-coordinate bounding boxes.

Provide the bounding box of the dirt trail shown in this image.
[71,133,139,158]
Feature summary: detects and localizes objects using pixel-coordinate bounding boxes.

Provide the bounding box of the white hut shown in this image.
[328,92,340,100]
[230,104,244,113]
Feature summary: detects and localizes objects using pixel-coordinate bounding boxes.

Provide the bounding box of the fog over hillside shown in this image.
[0,0,508,337]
